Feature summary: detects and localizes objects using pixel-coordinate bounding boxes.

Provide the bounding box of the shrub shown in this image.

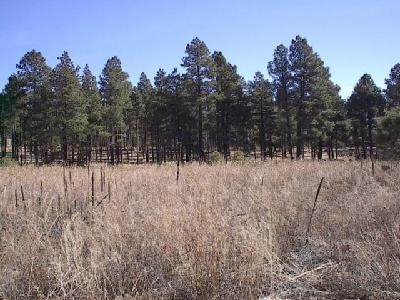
[0,156,16,167]
[210,151,223,164]
[232,150,245,162]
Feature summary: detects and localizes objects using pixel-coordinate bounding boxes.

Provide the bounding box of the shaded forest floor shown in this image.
[0,161,399,299]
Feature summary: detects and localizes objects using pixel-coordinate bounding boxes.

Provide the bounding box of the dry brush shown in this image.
[0,161,399,299]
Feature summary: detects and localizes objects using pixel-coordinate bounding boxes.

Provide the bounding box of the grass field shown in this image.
[0,161,399,299]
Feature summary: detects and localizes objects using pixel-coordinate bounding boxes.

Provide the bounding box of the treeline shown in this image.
[1,35,400,165]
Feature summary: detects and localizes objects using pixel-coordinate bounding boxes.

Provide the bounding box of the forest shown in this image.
[1,35,400,165]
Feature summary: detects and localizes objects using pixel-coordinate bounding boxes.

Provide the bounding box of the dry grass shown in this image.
[0,160,399,299]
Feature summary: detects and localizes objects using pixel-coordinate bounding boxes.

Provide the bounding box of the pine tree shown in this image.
[289,36,340,159]
[347,74,385,159]
[136,72,154,163]
[181,37,213,161]
[153,69,168,163]
[377,106,400,158]
[231,80,252,154]
[249,71,276,159]
[53,52,88,164]
[1,76,24,159]
[385,63,400,107]
[268,44,293,158]
[81,64,103,162]
[16,50,53,164]
[99,56,132,164]
[289,36,318,158]
[0,92,11,158]
[165,69,193,161]
[211,51,244,160]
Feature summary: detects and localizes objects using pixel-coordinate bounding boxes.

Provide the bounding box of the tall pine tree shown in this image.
[181,37,213,161]
[99,56,132,164]
[53,52,88,164]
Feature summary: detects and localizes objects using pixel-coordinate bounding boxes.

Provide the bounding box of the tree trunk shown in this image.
[198,103,204,161]
[361,127,367,159]
[1,128,6,158]
[317,138,323,160]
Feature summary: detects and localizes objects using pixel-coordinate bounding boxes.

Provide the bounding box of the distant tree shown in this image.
[181,37,213,160]
[0,92,11,158]
[231,80,252,154]
[248,71,276,159]
[81,64,103,162]
[165,69,194,161]
[153,69,168,163]
[53,52,88,164]
[211,51,244,160]
[385,63,400,107]
[136,72,155,163]
[377,107,400,158]
[268,44,293,158]
[16,50,53,164]
[347,74,385,159]
[99,56,132,164]
[1,76,24,159]
[289,36,341,159]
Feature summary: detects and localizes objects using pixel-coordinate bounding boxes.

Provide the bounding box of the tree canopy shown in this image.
[1,36,399,164]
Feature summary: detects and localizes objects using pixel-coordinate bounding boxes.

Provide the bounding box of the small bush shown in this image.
[232,150,245,162]
[210,151,223,164]
[0,157,16,167]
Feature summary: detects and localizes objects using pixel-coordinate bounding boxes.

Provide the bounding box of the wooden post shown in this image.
[91,171,95,207]
[176,144,180,183]
[371,157,375,176]
[39,180,43,206]
[108,181,111,202]
[15,188,18,208]
[20,185,26,210]
[63,168,67,197]
[100,166,104,192]
[305,177,324,245]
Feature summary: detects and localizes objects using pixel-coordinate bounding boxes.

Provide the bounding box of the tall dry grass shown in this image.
[0,161,399,299]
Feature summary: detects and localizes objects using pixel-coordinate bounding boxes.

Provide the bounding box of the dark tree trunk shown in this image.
[317,138,323,160]
[1,128,6,158]
[368,120,373,158]
[34,142,39,165]
[361,127,367,159]
[198,103,204,161]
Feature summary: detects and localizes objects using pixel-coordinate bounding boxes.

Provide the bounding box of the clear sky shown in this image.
[0,0,399,98]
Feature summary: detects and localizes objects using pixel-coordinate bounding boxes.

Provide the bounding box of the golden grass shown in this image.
[0,161,399,299]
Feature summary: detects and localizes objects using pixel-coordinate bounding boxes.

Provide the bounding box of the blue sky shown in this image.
[0,0,399,98]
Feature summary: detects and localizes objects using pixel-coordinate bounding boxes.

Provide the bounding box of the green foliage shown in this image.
[1,37,398,165]
[268,44,294,158]
[53,52,88,148]
[249,71,276,159]
[0,156,16,167]
[232,150,245,162]
[348,74,385,158]
[181,37,213,159]
[210,151,223,163]
[16,50,53,149]
[100,56,132,137]
[211,51,246,157]
[377,107,400,159]
[285,36,345,159]
[385,63,400,107]
[82,64,103,138]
